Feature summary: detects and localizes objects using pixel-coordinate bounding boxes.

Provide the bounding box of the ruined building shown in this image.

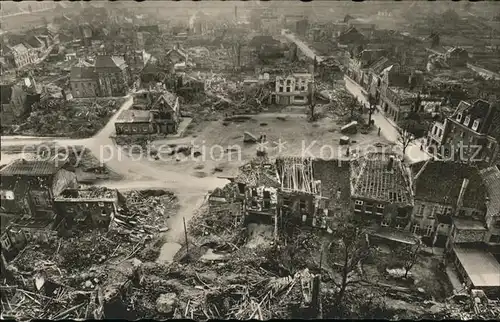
[70,55,129,98]
[230,156,352,238]
[115,90,180,135]
[350,153,416,243]
[1,76,41,125]
[411,160,488,247]
[270,73,312,106]
[0,159,78,219]
[54,187,122,230]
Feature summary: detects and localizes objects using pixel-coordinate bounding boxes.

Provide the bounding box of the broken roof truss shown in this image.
[276,157,321,196]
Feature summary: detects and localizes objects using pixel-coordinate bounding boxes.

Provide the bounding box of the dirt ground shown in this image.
[361,249,454,301]
[145,113,391,179]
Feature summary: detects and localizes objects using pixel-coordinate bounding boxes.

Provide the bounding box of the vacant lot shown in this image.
[362,248,453,301]
[143,113,391,179]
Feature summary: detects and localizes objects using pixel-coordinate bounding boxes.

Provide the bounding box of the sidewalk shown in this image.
[344,76,432,163]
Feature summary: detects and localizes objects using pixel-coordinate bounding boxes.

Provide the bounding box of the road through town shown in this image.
[344,76,432,163]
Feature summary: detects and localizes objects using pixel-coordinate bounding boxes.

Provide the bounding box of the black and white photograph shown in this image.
[0,1,499,320]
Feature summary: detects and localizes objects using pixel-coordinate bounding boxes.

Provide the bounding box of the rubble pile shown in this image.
[7,97,126,138]
[188,202,245,251]
[316,85,360,117]
[37,146,115,175]
[1,189,179,320]
[3,230,143,320]
[115,190,178,236]
[125,247,309,320]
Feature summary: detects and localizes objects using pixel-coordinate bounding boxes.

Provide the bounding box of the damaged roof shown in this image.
[411,160,487,210]
[166,47,188,59]
[350,153,413,205]
[25,35,44,49]
[480,166,500,218]
[95,55,127,69]
[11,43,28,54]
[453,99,491,119]
[276,156,319,194]
[116,110,152,123]
[152,91,178,111]
[368,56,392,75]
[235,159,280,189]
[0,159,66,176]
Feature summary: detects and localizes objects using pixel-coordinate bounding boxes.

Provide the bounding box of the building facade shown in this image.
[411,160,488,246]
[439,100,498,164]
[271,73,312,106]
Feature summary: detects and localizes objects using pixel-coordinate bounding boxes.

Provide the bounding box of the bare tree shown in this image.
[397,127,416,156]
[398,112,427,156]
[393,239,423,279]
[328,218,373,308]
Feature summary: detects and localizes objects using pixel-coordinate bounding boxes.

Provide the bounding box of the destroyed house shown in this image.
[150,91,181,134]
[0,77,41,126]
[411,160,488,247]
[367,56,392,99]
[165,45,188,65]
[480,166,500,245]
[235,160,281,219]
[272,73,312,106]
[276,157,330,228]
[54,188,121,229]
[350,153,414,230]
[0,159,78,219]
[347,49,387,90]
[311,159,352,215]
[9,43,37,69]
[24,35,46,54]
[209,183,240,205]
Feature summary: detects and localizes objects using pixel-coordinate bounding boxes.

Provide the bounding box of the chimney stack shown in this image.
[387,155,395,171]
